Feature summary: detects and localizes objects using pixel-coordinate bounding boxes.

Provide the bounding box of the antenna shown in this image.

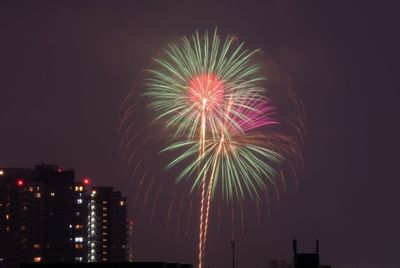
[231,240,235,268]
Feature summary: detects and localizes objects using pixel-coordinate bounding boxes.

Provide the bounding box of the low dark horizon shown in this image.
[0,1,398,268]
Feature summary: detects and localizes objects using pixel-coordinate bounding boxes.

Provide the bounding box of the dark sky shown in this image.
[0,1,398,268]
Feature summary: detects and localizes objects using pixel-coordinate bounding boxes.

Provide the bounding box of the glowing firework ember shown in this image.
[121,29,304,268]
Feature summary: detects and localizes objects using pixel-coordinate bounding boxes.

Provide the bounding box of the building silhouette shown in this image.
[292,239,331,268]
[21,262,193,268]
[0,164,128,267]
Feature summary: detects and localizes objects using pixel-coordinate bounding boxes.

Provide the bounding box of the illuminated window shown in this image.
[50,192,55,196]
[102,207,107,211]
[75,224,83,230]
[35,193,41,198]
[102,232,107,236]
[75,186,79,191]
[0,170,4,175]
[5,214,10,220]
[74,237,83,243]
[28,187,34,192]
[119,201,125,206]
[34,257,42,263]
[33,244,40,249]
[102,213,107,217]
[102,258,107,261]
[6,226,10,232]
[102,201,108,204]
[102,245,107,248]
[102,226,107,229]
[79,186,83,191]
[102,219,107,223]
[91,190,96,197]
[77,199,83,204]
[75,244,83,249]
[102,251,107,255]
[102,238,107,242]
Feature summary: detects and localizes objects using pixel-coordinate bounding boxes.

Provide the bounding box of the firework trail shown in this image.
[120,29,304,268]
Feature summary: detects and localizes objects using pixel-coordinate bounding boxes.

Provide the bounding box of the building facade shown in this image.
[88,187,128,262]
[0,164,90,266]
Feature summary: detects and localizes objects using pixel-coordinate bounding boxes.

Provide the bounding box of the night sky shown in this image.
[0,1,398,268]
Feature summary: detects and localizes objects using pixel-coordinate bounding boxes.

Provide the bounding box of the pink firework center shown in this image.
[187,73,224,112]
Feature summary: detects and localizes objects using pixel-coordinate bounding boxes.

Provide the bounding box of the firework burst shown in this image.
[120,29,304,268]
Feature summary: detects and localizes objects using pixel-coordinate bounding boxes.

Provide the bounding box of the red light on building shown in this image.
[17,178,24,187]
[83,177,90,185]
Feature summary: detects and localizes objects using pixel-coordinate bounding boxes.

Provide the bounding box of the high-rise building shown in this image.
[0,164,129,267]
[88,187,128,262]
[0,164,90,267]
